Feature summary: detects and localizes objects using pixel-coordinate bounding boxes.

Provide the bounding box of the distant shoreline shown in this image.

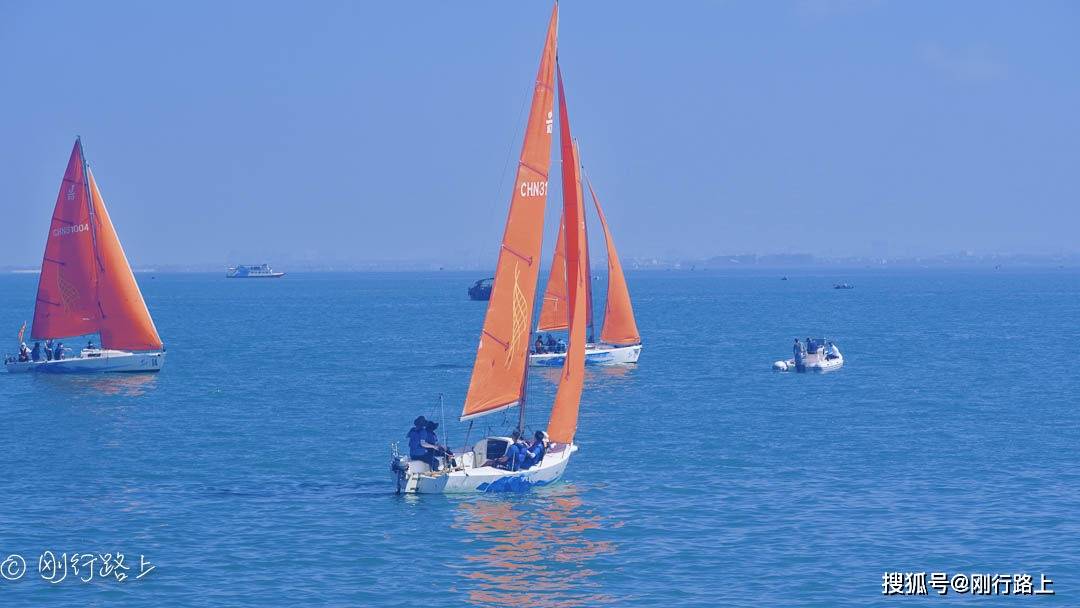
[3,252,1079,274]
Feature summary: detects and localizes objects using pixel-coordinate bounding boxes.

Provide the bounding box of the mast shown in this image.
[79,138,108,330]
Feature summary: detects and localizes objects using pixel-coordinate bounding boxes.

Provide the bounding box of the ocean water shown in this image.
[1,269,1078,606]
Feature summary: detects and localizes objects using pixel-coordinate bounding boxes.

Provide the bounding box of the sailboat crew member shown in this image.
[483,430,525,471]
[424,420,453,460]
[521,431,547,469]
[406,416,442,472]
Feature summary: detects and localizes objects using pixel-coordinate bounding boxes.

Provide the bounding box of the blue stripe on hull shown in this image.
[476,476,555,493]
[532,351,616,367]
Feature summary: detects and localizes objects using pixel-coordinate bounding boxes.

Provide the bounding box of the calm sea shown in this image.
[1,269,1078,606]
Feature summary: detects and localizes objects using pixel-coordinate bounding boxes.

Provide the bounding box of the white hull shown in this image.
[529,343,640,367]
[773,353,843,373]
[5,349,165,374]
[395,443,575,494]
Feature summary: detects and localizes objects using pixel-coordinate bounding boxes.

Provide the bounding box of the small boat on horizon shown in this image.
[834,283,854,289]
[226,263,285,278]
[467,277,494,301]
[4,138,165,374]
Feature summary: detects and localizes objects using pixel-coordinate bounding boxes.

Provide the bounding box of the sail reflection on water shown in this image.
[452,486,619,606]
[38,372,158,397]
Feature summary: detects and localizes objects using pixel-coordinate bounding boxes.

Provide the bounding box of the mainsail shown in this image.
[547,63,587,445]
[31,140,101,341]
[461,4,558,421]
[30,138,162,351]
[586,176,640,346]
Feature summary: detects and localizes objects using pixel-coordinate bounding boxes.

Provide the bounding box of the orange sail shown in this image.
[538,144,593,334]
[461,4,558,421]
[587,176,640,346]
[547,63,586,446]
[88,170,163,351]
[537,217,568,331]
[31,140,100,341]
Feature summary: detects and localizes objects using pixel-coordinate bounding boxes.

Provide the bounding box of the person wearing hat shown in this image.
[483,430,525,471]
[521,430,547,469]
[406,416,441,472]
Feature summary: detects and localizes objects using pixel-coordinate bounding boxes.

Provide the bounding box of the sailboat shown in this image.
[391,5,585,494]
[4,138,165,374]
[529,149,642,367]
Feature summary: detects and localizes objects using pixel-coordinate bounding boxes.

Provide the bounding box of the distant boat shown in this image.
[529,144,641,366]
[390,5,582,494]
[467,277,494,301]
[4,138,165,374]
[834,283,854,289]
[226,264,284,278]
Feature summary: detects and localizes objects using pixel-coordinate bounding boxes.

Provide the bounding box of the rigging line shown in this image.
[439,393,447,455]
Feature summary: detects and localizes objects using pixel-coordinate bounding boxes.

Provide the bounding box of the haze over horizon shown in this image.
[2,1,1077,268]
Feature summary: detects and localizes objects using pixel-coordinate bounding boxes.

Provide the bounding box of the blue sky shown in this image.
[1,0,1077,267]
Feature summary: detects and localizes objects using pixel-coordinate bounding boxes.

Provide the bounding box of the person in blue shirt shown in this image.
[521,431,547,469]
[545,334,557,351]
[406,416,440,472]
[424,420,453,462]
[54,342,65,360]
[30,342,41,362]
[484,430,524,471]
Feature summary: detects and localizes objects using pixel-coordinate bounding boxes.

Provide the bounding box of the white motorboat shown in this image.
[4,138,166,375]
[392,10,589,494]
[774,338,843,373]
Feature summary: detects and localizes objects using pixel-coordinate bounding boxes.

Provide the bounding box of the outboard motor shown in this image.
[390,444,410,494]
